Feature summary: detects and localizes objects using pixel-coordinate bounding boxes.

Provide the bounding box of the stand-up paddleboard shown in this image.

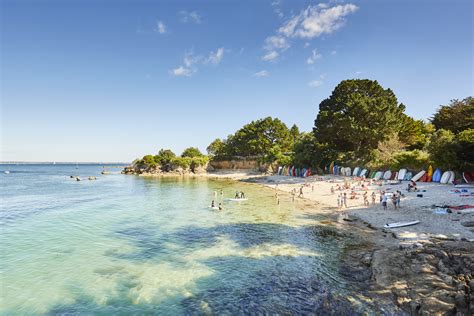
[397,169,406,181]
[420,173,429,182]
[360,169,367,177]
[370,171,376,179]
[440,171,451,184]
[404,171,413,181]
[454,184,474,188]
[209,206,219,210]
[411,170,426,182]
[353,167,360,177]
[329,162,334,174]
[228,198,248,202]
[277,166,282,175]
[345,167,351,176]
[427,165,433,182]
[374,171,383,180]
[463,172,474,184]
[447,171,455,184]
[383,170,392,180]
[392,172,398,180]
[432,169,442,182]
[384,220,420,229]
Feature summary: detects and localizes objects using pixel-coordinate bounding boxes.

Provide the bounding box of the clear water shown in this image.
[0,164,378,314]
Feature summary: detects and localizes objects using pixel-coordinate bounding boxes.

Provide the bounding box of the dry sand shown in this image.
[251,174,474,241]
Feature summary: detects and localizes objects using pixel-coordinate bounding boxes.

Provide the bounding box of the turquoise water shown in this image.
[1,164,378,314]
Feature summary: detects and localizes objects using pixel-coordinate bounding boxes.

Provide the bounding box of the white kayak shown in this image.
[228,198,248,201]
[384,220,420,229]
[209,206,219,210]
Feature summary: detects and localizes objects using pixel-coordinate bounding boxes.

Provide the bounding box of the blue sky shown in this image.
[1,0,472,162]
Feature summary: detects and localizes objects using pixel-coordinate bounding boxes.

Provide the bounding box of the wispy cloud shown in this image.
[262,2,358,61]
[170,48,225,77]
[306,49,322,64]
[330,50,337,55]
[271,0,284,19]
[155,20,166,34]
[170,66,195,77]
[262,51,279,61]
[308,74,326,88]
[179,11,202,24]
[206,47,225,65]
[253,70,270,77]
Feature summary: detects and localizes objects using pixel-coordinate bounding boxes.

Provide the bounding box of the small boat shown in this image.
[384,220,420,229]
[228,198,248,201]
[4,171,10,174]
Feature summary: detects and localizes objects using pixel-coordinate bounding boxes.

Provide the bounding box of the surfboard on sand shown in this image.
[384,220,420,229]
[228,198,248,201]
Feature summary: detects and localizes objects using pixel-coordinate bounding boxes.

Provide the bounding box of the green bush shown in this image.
[390,150,430,170]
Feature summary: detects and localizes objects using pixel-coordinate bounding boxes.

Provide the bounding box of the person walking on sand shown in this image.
[397,193,401,208]
[391,193,398,209]
[337,194,342,211]
[343,193,347,208]
[371,192,376,205]
[381,194,388,210]
[363,192,369,206]
[331,186,335,194]
[299,186,304,198]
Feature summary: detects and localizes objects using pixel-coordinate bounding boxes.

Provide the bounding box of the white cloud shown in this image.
[170,66,194,77]
[308,74,326,87]
[264,35,289,51]
[253,70,270,77]
[261,3,357,61]
[206,47,224,65]
[179,11,202,24]
[304,42,310,48]
[285,3,358,39]
[262,51,279,61]
[171,47,225,77]
[306,49,322,64]
[330,50,337,55]
[156,20,166,34]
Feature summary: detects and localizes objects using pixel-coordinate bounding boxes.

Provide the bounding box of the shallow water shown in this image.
[1,164,377,314]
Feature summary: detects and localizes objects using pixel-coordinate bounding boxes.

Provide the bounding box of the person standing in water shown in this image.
[371,192,376,205]
[343,193,347,208]
[218,203,222,210]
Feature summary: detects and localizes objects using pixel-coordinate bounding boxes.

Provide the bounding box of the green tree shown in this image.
[314,79,406,160]
[206,138,225,156]
[227,117,293,157]
[289,124,301,145]
[456,128,474,171]
[426,129,460,170]
[398,115,433,150]
[431,97,474,134]
[292,133,335,168]
[154,149,176,166]
[181,147,204,158]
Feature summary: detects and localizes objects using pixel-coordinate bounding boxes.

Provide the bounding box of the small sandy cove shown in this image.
[208,170,474,241]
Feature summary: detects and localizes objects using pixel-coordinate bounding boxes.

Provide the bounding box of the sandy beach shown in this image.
[237,173,474,242]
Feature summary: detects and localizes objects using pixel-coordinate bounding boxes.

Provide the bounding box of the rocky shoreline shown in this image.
[340,217,473,315]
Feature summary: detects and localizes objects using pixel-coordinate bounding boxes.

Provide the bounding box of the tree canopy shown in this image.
[181,147,204,158]
[210,117,297,161]
[313,79,406,160]
[431,97,474,134]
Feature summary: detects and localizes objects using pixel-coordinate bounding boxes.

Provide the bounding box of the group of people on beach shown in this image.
[380,190,402,210]
[330,177,405,211]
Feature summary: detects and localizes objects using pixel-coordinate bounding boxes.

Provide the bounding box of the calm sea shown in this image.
[0,164,382,314]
